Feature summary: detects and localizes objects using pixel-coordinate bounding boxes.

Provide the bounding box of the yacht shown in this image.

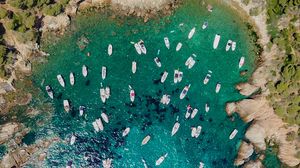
[82,65,88,77]
[160,94,170,105]
[185,105,192,119]
[161,71,168,83]
[45,85,54,99]
[202,22,208,29]
[205,103,210,112]
[174,70,179,83]
[178,71,183,82]
[164,37,170,49]
[102,158,112,168]
[122,127,130,137]
[138,40,147,54]
[101,112,109,123]
[215,83,221,93]
[63,100,70,112]
[92,121,100,132]
[239,56,245,69]
[225,40,233,51]
[191,108,198,119]
[191,126,202,138]
[70,134,76,145]
[100,88,106,103]
[79,106,85,116]
[96,118,104,131]
[188,27,196,39]
[134,43,142,55]
[180,84,191,99]
[229,129,238,140]
[129,85,135,102]
[203,71,212,84]
[185,56,196,69]
[108,44,112,56]
[154,57,162,67]
[57,74,65,87]
[213,34,221,49]
[142,158,148,168]
[132,61,137,74]
[69,72,75,86]
[199,162,204,168]
[176,42,182,51]
[155,153,168,166]
[141,135,151,146]
[102,66,106,80]
[232,41,236,51]
[171,122,180,136]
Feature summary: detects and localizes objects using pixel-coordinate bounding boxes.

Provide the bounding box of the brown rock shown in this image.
[38,152,47,161]
[236,83,259,96]
[0,122,20,144]
[234,141,254,166]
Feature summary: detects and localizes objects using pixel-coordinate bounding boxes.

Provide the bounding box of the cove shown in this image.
[31,0,257,167]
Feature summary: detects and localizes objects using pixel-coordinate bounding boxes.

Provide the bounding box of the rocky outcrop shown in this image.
[243,160,263,168]
[235,83,259,97]
[42,14,71,33]
[111,0,173,10]
[65,0,81,16]
[0,122,21,144]
[235,141,254,166]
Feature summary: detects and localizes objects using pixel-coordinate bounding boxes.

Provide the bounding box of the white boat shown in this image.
[180,84,191,99]
[63,100,70,112]
[129,85,135,102]
[79,106,85,116]
[82,65,88,77]
[100,88,106,103]
[191,127,197,137]
[138,40,147,54]
[215,83,221,93]
[108,44,112,56]
[203,71,212,85]
[164,37,170,49]
[161,71,168,83]
[225,40,233,51]
[199,162,204,168]
[232,41,236,51]
[176,42,182,51]
[102,158,112,168]
[160,94,170,105]
[191,126,202,138]
[213,34,221,49]
[174,70,179,83]
[101,112,109,123]
[105,87,110,98]
[178,71,183,82]
[141,135,151,146]
[69,72,75,86]
[142,159,148,168]
[70,134,76,145]
[191,108,198,119]
[57,74,65,87]
[229,129,238,140]
[122,127,130,137]
[154,57,161,67]
[45,85,53,99]
[92,121,100,132]
[205,103,210,112]
[132,61,137,74]
[185,105,192,119]
[102,66,106,80]
[155,153,168,166]
[185,56,196,69]
[239,56,245,69]
[188,27,196,39]
[134,43,142,55]
[96,118,104,131]
[202,22,208,29]
[171,122,180,136]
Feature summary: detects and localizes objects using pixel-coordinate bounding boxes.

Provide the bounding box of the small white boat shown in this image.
[63,100,70,112]
[178,71,183,82]
[96,118,104,131]
[205,103,210,112]
[232,41,236,51]
[134,43,142,55]
[70,134,76,145]
[102,66,107,80]
[154,57,162,67]
[202,22,208,29]
[82,65,88,77]
[164,37,170,49]
[138,40,147,54]
[69,72,75,86]
[102,158,112,168]
[141,135,151,146]
[100,88,106,103]
[171,122,180,136]
[122,127,130,137]
[155,153,168,166]
[225,40,233,51]
[105,87,110,99]
[132,61,137,74]
[129,85,135,102]
[79,106,85,116]
[176,42,182,51]
[101,112,109,123]
[185,56,196,69]
[199,162,204,168]
[191,108,198,119]
[191,127,197,137]
[215,83,221,93]
[142,159,148,168]
[160,94,170,105]
[92,121,100,132]
[188,27,196,39]
[203,71,212,85]
[57,74,65,87]
[191,126,202,138]
[229,129,238,140]
[185,105,192,119]
[213,34,221,49]
[174,70,179,83]
[180,84,191,99]
[161,71,168,83]
[239,56,245,69]
[108,44,112,56]
[45,85,54,99]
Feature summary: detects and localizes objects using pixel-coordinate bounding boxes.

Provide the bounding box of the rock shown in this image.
[243,159,263,168]
[240,70,248,76]
[225,102,236,116]
[245,124,266,151]
[15,54,32,74]
[0,154,17,168]
[0,95,6,109]
[234,141,254,166]
[65,0,81,15]
[111,0,174,10]
[42,14,70,33]
[0,82,15,94]
[0,122,20,144]
[38,152,47,161]
[17,93,32,106]
[236,83,259,96]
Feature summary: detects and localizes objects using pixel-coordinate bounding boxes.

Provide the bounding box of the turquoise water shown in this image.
[29,0,258,167]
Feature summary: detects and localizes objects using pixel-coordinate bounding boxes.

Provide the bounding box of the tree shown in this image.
[0,7,7,19]
[0,44,7,64]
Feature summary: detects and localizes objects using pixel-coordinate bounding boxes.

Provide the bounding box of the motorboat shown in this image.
[215,83,221,93]
[229,129,238,140]
[82,65,88,77]
[202,22,208,29]
[199,162,204,168]
[185,105,192,119]
[188,27,196,39]
[69,72,75,86]
[134,43,142,55]
[102,66,106,80]
[160,94,170,105]
[101,112,109,123]
[141,135,151,146]
[138,40,147,54]
[180,84,191,99]
[108,44,112,56]
[174,70,179,83]
[213,34,221,49]
[185,56,196,69]
[225,40,233,51]
[191,127,197,137]
[176,42,182,51]
[205,103,210,112]
[129,85,135,102]
[79,106,85,116]
[142,158,148,168]
[154,57,162,67]
[191,126,202,138]
[232,41,236,51]
[63,100,70,112]
[100,88,106,103]
[122,127,130,137]
[132,61,137,74]
[70,134,76,145]
[57,74,65,87]
[102,158,112,168]
[161,71,168,83]
[239,56,245,69]
[178,71,183,82]
[164,37,170,49]
[191,108,198,119]
[45,85,54,99]
[92,121,100,132]
[203,71,212,85]
[155,153,168,166]
[105,87,110,98]
[96,118,104,131]
[171,122,180,136]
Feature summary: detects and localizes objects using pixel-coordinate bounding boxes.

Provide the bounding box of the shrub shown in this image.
[0,7,7,19]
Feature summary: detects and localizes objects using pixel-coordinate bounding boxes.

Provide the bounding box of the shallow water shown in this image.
[29,0,258,167]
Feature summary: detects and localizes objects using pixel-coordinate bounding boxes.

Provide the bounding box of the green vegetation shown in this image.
[265,0,300,125]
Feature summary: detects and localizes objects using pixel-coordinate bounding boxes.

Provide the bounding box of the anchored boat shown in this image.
[154,57,162,67]
[213,34,221,49]
[63,100,70,112]
[161,71,168,83]
[239,56,245,68]
[122,127,130,137]
[171,121,180,136]
[202,21,208,29]
[57,74,65,87]
[225,40,233,51]
[45,85,54,99]
[108,44,112,56]
[129,85,135,102]
[102,66,107,80]
[215,83,221,93]
[132,61,137,74]
[180,84,191,99]
[188,27,196,39]
[176,42,182,51]
[229,129,238,140]
[141,135,151,146]
[164,37,170,49]
[69,72,75,86]
[101,112,109,123]
[82,65,88,77]
[155,153,168,166]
